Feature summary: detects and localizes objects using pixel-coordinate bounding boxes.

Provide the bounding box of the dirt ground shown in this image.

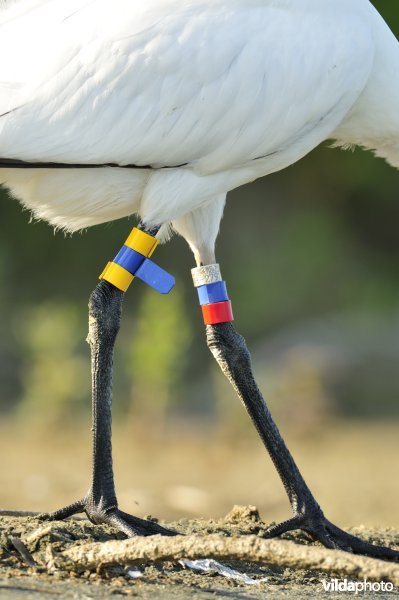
[0,421,398,598]
[0,507,398,600]
[0,421,398,528]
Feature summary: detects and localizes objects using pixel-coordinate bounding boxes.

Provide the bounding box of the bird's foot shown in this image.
[264,506,399,561]
[38,496,176,537]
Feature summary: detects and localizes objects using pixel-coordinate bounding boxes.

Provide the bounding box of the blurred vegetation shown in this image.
[0,2,398,432]
[126,286,192,433]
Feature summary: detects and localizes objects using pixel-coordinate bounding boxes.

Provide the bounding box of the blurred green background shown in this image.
[0,1,397,526]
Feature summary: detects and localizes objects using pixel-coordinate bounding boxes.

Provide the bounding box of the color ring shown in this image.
[202,301,234,325]
[191,264,222,287]
[197,281,229,305]
[113,245,146,275]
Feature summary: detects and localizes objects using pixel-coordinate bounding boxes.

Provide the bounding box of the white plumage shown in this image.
[0,0,398,261]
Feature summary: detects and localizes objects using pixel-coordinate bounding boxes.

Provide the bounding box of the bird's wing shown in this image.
[0,0,96,116]
[0,0,375,171]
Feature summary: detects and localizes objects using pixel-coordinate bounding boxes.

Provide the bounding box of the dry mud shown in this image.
[0,506,398,599]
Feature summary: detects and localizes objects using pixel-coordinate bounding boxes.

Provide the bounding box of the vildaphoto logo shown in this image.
[321,578,395,594]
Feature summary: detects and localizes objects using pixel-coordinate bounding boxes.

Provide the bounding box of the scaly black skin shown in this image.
[32,224,397,558]
[206,322,399,560]
[39,279,174,537]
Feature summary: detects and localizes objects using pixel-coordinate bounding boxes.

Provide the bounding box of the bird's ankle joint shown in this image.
[206,331,251,374]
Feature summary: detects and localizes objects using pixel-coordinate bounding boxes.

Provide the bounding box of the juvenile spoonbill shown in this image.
[0,0,398,558]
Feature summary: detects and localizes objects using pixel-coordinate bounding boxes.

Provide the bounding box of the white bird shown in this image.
[0,0,398,557]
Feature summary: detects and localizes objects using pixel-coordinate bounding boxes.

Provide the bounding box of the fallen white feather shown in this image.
[179,558,267,586]
[127,569,144,579]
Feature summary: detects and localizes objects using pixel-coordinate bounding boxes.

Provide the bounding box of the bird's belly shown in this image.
[0,120,335,233]
[0,160,272,232]
[0,167,150,231]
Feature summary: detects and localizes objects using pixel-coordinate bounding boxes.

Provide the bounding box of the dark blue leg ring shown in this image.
[197,281,229,305]
[113,246,146,275]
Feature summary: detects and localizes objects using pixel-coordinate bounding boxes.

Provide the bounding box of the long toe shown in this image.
[265,515,399,561]
[116,510,178,537]
[84,505,178,537]
[37,499,177,538]
[38,499,86,522]
[325,521,399,561]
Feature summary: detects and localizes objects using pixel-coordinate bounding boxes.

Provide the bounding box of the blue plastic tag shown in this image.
[135,258,175,294]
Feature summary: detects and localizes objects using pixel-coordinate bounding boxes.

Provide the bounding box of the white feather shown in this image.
[0,0,398,256]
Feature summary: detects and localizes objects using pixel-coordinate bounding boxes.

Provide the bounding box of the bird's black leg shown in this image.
[206,321,398,560]
[39,227,175,537]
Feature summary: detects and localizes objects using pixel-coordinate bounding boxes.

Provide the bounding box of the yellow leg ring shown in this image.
[100,262,134,292]
[125,228,159,257]
[99,227,160,293]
